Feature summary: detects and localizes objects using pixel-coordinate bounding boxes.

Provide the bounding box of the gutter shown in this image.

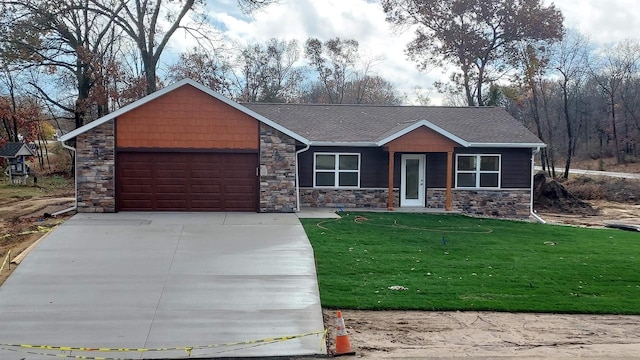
[51,140,77,216]
[529,147,546,224]
[295,144,311,212]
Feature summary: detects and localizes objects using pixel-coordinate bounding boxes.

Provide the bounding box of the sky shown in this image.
[171,0,640,105]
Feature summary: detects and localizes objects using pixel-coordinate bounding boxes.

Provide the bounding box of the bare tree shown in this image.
[591,40,640,164]
[90,0,277,95]
[551,31,590,178]
[382,0,564,106]
[516,43,557,176]
[89,0,198,95]
[304,37,359,104]
[1,0,124,128]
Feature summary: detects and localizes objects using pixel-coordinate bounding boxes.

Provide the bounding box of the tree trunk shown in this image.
[562,79,573,180]
[462,64,475,106]
[144,60,157,94]
[528,77,550,175]
[476,66,484,106]
[609,93,623,164]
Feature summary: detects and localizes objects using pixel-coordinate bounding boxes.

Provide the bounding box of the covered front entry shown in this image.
[383,125,461,211]
[401,154,426,207]
[117,152,258,211]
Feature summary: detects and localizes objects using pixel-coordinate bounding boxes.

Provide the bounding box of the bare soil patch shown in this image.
[539,200,640,228]
[0,192,74,285]
[323,309,640,359]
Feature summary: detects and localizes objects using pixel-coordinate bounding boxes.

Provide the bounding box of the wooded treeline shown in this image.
[1,0,639,176]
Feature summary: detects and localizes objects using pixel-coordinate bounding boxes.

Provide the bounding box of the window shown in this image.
[455,154,501,188]
[314,153,360,188]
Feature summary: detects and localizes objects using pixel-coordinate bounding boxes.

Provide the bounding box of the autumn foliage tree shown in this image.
[382,0,564,106]
[168,48,232,96]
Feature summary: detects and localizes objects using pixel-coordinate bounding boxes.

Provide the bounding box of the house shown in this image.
[58,79,544,217]
[0,142,36,185]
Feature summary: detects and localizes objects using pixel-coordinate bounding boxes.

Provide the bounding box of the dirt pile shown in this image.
[566,176,640,203]
[533,172,599,215]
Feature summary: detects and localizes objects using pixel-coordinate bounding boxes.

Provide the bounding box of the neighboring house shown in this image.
[58,79,545,217]
[0,142,35,184]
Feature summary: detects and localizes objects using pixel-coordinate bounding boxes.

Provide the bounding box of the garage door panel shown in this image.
[225,185,255,194]
[117,152,257,211]
[156,186,188,194]
[191,185,222,193]
[191,170,222,179]
[119,199,153,210]
[121,184,153,193]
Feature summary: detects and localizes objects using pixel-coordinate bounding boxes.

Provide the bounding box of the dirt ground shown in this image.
[323,309,640,359]
[538,200,640,228]
[0,195,74,285]
[322,202,640,359]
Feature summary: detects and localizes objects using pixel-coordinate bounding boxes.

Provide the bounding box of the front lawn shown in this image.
[301,212,640,314]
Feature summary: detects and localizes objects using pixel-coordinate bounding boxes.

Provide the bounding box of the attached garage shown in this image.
[58,79,308,214]
[116,152,258,211]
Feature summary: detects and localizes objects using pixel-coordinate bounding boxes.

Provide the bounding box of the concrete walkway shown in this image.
[0,213,326,359]
[535,166,640,179]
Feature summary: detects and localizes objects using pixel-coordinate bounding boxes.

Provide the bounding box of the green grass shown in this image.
[0,174,72,200]
[301,212,640,314]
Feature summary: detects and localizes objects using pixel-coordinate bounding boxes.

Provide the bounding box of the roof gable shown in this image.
[58,79,310,144]
[0,142,36,157]
[376,120,469,147]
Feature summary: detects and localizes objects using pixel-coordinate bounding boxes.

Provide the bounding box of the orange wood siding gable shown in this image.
[116,85,259,150]
[385,126,459,153]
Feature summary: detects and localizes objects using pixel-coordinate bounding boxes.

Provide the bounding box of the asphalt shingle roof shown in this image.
[243,103,543,146]
[0,142,31,157]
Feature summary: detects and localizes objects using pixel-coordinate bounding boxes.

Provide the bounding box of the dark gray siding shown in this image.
[455,147,532,188]
[298,146,532,189]
[426,153,447,188]
[299,146,391,188]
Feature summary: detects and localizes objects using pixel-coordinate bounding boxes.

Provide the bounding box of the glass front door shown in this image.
[401,154,425,207]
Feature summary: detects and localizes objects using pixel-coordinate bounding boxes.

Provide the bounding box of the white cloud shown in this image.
[206,0,440,103]
[166,0,640,105]
[551,0,640,44]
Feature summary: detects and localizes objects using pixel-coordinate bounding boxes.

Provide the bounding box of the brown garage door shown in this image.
[117,152,258,211]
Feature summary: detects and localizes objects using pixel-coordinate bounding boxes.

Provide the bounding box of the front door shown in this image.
[401,154,425,207]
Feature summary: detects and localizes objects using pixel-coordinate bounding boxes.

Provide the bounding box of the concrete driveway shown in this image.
[0,213,326,359]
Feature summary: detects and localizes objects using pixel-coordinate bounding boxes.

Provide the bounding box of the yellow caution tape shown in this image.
[0,250,10,272]
[0,330,326,359]
[0,345,135,360]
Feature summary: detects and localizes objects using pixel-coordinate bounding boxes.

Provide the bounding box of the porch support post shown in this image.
[446,151,453,211]
[387,151,395,210]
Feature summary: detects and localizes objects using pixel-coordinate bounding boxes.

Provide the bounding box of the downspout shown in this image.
[52,140,77,216]
[530,147,546,224]
[295,143,311,212]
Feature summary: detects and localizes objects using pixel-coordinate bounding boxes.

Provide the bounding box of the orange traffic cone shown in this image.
[334,310,356,356]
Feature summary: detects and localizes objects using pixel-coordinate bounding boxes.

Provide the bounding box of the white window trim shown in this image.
[313,152,361,188]
[455,154,502,189]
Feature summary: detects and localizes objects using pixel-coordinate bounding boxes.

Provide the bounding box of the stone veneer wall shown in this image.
[427,189,531,217]
[300,188,399,209]
[259,124,297,212]
[76,120,115,212]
